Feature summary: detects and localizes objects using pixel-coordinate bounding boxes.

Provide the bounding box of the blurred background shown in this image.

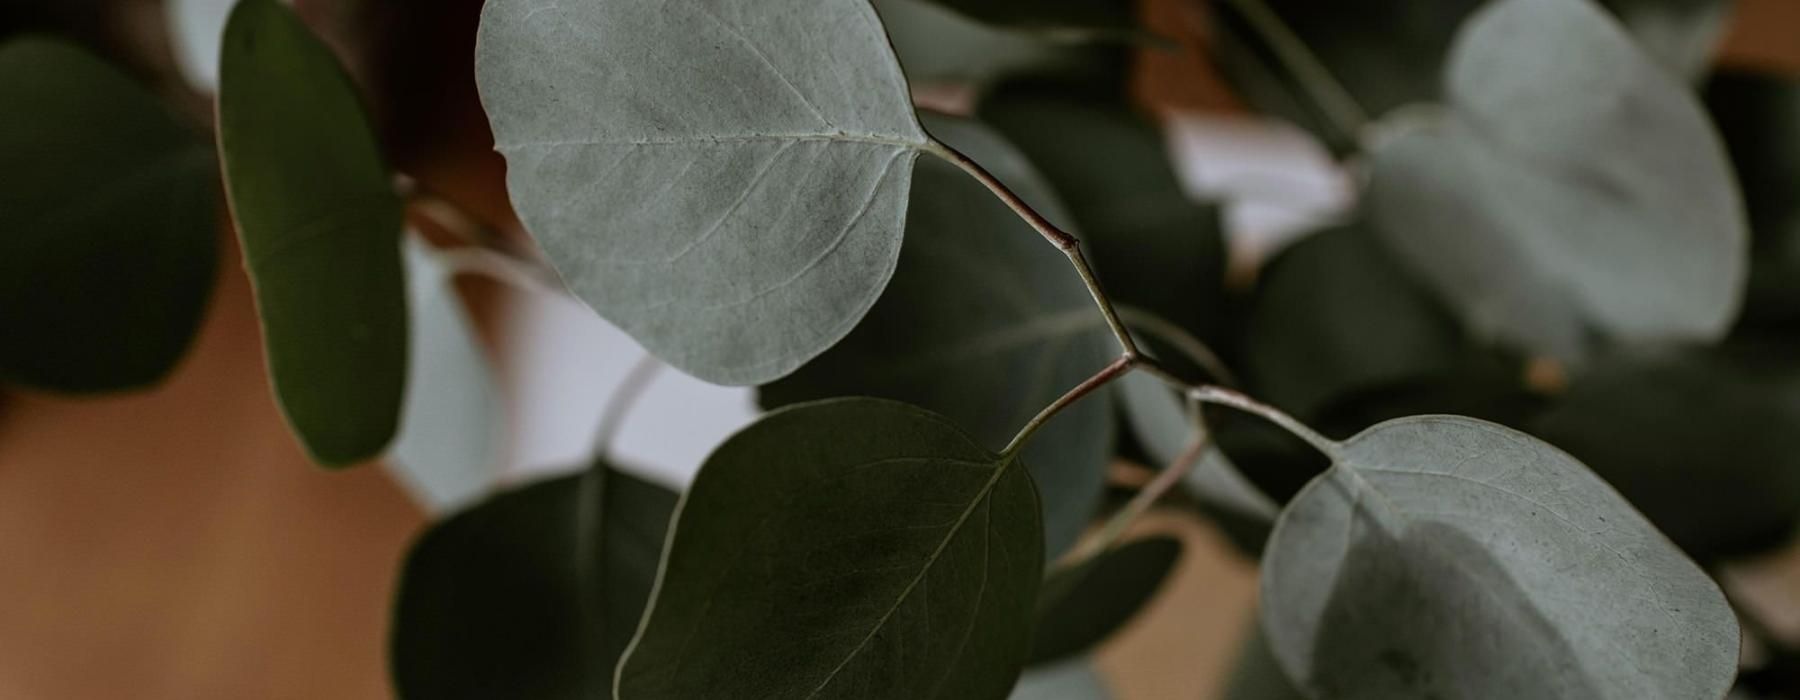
[1,0,1798,697]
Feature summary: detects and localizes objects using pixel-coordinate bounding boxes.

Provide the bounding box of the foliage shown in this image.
[12,0,1800,696]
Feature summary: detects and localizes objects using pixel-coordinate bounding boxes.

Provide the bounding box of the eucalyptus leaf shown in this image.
[763,115,1114,556]
[978,85,1228,347]
[1117,373,1278,524]
[1533,344,1800,561]
[1604,0,1733,78]
[476,0,931,386]
[1243,224,1465,422]
[0,38,217,393]
[871,0,1126,88]
[1220,619,1306,700]
[914,0,1137,39]
[219,0,407,466]
[617,398,1043,700]
[1010,660,1112,700]
[1262,416,1738,699]
[1706,70,1800,328]
[390,463,678,699]
[1368,0,1747,361]
[1030,536,1181,666]
[386,239,502,514]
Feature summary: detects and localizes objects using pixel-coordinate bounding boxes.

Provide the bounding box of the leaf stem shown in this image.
[927,139,1141,359]
[1004,355,1136,455]
[429,247,567,296]
[1135,357,1338,457]
[1114,304,1239,386]
[1069,432,1213,564]
[590,353,664,459]
[1217,0,1370,150]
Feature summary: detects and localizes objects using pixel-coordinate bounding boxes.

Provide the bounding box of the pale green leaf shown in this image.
[391,463,678,699]
[386,239,503,513]
[617,398,1043,700]
[476,0,930,385]
[0,38,217,393]
[762,115,1114,556]
[1606,0,1733,78]
[1263,416,1738,698]
[872,0,1123,87]
[1368,0,1747,360]
[1011,660,1112,700]
[218,0,407,466]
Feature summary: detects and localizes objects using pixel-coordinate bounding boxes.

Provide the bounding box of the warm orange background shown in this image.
[0,1,1794,698]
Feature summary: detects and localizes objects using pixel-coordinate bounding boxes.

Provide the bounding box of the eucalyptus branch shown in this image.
[927,139,1141,359]
[1216,0,1370,150]
[1133,356,1338,456]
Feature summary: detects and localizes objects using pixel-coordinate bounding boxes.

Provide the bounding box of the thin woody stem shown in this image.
[1004,355,1136,456]
[1069,432,1214,564]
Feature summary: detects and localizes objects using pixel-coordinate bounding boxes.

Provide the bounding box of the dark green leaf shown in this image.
[1707,70,1800,329]
[476,0,930,385]
[1263,416,1738,698]
[914,0,1138,39]
[979,85,1228,347]
[872,0,1127,88]
[1533,343,1800,561]
[1368,0,1746,361]
[1220,619,1306,700]
[218,0,406,466]
[1243,223,1465,422]
[618,398,1043,700]
[763,116,1114,556]
[0,38,216,392]
[391,464,678,699]
[1030,536,1181,666]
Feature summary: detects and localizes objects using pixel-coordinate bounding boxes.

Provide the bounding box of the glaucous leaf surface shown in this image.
[1030,536,1181,666]
[1534,344,1800,561]
[871,0,1125,88]
[1368,0,1746,361]
[386,239,502,513]
[0,38,217,392]
[476,0,930,386]
[391,464,678,699]
[218,0,407,466]
[1604,0,1733,78]
[978,84,1228,347]
[1010,660,1112,700]
[617,398,1043,700]
[1707,70,1800,328]
[1263,416,1737,699]
[1243,224,1465,422]
[762,116,1114,556]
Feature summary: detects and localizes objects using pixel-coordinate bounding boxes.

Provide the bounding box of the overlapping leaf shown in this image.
[617,398,1043,700]
[872,0,1126,88]
[391,464,678,699]
[219,0,407,466]
[763,116,1115,556]
[0,38,217,392]
[1262,416,1738,699]
[476,0,931,385]
[1368,0,1746,361]
[1030,536,1181,666]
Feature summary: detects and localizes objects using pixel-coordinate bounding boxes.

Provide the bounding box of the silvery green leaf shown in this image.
[386,239,503,514]
[1117,373,1276,524]
[476,0,931,385]
[762,115,1114,556]
[1605,0,1734,78]
[1262,415,1738,699]
[1010,660,1112,700]
[1368,0,1747,361]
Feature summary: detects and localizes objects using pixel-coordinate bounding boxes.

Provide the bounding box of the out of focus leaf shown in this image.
[391,464,678,699]
[219,0,407,465]
[917,0,1138,38]
[871,0,1127,88]
[1011,660,1113,700]
[1707,70,1800,329]
[1030,536,1181,665]
[1220,619,1306,700]
[1533,343,1800,561]
[1368,0,1746,361]
[763,115,1115,557]
[0,38,216,393]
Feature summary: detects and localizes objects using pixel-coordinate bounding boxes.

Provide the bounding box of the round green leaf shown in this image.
[762,115,1114,556]
[617,398,1044,700]
[0,38,217,393]
[476,0,931,386]
[391,464,678,699]
[1534,344,1800,561]
[218,0,407,466]
[1368,0,1747,361]
[1262,416,1738,699]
